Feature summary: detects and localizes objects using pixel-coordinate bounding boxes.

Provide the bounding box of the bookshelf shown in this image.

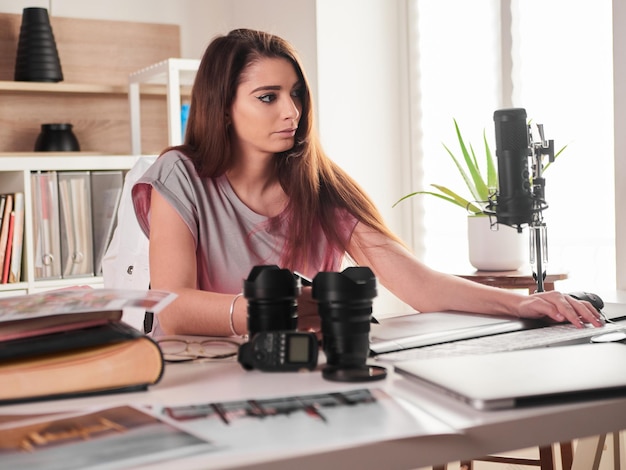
[0,154,145,297]
[0,14,185,297]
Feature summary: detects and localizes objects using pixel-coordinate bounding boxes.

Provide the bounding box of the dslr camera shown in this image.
[237,266,318,372]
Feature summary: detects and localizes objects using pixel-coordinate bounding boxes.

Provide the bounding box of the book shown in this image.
[8,192,25,283]
[58,171,94,278]
[0,288,176,404]
[0,288,175,341]
[31,172,62,280]
[90,170,124,276]
[0,193,13,280]
[0,195,6,237]
[1,212,14,283]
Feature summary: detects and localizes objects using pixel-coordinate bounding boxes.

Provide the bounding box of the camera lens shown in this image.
[313,266,386,382]
[243,265,300,337]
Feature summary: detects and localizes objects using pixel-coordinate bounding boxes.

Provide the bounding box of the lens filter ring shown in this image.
[322,364,387,382]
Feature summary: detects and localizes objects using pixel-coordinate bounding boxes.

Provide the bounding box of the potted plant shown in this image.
[394,119,564,271]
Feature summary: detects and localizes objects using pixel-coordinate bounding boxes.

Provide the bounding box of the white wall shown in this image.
[315,0,413,313]
[315,1,411,239]
[614,0,626,290]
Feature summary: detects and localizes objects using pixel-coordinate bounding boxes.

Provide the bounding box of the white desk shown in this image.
[3,352,626,469]
[3,292,626,469]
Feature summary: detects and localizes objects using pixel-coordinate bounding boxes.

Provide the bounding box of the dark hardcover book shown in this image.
[0,322,164,404]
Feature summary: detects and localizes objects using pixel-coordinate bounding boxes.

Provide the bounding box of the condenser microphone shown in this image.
[493,108,533,231]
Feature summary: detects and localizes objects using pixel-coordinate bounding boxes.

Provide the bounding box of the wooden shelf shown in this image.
[0,80,190,96]
[0,154,142,172]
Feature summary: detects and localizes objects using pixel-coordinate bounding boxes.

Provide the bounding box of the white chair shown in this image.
[101,155,156,331]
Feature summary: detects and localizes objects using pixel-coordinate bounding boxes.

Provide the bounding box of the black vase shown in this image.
[34,124,80,152]
[14,7,64,82]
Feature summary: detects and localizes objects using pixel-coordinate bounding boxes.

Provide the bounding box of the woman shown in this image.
[132,28,603,337]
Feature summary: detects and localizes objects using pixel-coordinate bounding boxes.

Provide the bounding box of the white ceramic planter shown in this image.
[467,215,527,271]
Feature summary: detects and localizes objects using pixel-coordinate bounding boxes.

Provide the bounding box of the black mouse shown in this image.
[567,291,605,312]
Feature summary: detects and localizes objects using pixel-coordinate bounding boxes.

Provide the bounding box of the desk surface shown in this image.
[3,293,626,470]
[4,356,626,470]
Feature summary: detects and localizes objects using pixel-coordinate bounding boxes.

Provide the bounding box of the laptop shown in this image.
[394,342,626,410]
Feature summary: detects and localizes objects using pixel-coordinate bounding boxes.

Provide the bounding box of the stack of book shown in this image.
[31,170,124,281]
[0,288,175,404]
[0,192,24,284]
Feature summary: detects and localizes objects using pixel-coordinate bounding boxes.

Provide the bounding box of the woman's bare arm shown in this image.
[148,188,244,336]
[347,222,604,328]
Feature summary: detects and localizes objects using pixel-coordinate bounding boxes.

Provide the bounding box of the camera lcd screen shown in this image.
[288,335,310,363]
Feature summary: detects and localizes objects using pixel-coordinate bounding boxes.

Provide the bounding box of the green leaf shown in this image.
[431,184,483,213]
[453,119,489,203]
[392,185,483,214]
[484,130,497,192]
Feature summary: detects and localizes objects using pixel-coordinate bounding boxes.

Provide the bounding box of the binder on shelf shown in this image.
[8,192,24,283]
[58,171,94,278]
[31,172,62,280]
[90,170,124,276]
[0,194,12,279]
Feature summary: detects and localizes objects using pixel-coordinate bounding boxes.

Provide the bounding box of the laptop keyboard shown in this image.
[376,320,626,362]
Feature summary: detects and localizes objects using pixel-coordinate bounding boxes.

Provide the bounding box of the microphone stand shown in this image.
[528,124,554,293]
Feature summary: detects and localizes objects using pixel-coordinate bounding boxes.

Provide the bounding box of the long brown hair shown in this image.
[172,28,403,271]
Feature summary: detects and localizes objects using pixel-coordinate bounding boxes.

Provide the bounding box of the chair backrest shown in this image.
[101,156,156,291]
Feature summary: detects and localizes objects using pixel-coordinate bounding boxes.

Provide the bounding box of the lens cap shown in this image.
[322,364,387,382]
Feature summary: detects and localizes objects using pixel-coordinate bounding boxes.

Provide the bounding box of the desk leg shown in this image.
[571,435,606,470]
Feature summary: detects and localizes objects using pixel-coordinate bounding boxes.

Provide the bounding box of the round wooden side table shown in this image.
[456,270,569,294]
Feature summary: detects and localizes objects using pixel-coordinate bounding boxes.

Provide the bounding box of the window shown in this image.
[411,0,615,291]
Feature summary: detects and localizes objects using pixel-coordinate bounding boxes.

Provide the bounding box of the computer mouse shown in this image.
[590,331,626,343]
[567,291,605,312]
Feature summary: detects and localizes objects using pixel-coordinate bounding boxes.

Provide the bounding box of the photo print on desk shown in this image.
[0,405,216,470]
[157,387,457,462]
[164,388,378,424]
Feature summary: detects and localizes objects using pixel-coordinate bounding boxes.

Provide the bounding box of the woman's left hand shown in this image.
[517,291,605,328]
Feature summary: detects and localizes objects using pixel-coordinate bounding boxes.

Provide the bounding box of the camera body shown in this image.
[238,331,318,372]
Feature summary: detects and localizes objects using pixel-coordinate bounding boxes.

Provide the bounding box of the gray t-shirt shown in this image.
[132,150,356,295]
